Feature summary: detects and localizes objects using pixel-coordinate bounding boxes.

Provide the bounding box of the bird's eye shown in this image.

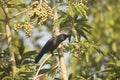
[61,36,65,40]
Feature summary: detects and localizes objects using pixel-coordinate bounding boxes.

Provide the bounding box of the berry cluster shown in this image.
[66,41,91,59]
[14,22,33,37]
[72,41,90,55]
[29,1,53,25]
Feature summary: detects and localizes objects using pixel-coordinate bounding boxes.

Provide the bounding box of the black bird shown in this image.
[34,34,69,63]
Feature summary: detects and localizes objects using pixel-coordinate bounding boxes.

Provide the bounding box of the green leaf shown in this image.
[112,42,117,52]
[22,50,36,58]
[86,52,89,62]
[0,71,4,75]
[94,47,104,55]
[39,69,51,74]
[81,27,91,34]
[116,60,120,67]
[68,4,75,17]
[18,40,25,56]
[76,28,88,40]
[68,73,73,80]
[75,20,92,30]
[73,3,88,19]
[54,14,68,27]
[2,76,12,80]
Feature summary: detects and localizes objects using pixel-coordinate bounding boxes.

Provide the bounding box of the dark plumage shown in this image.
[34,34,69,63]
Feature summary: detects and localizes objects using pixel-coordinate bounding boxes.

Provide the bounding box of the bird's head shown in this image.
[57,34,69,42]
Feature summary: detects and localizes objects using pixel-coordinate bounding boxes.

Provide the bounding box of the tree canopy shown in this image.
[0,0,120,80]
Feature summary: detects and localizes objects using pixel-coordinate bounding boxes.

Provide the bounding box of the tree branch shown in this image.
[58,45,68,80]
[52,0,68,80]
[6,25,17,74]
[33,54,52,80]
[1,6,17,76]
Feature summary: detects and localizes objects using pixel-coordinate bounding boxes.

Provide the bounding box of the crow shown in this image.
[34,34,69,63]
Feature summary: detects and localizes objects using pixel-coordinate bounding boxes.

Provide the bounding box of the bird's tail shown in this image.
[34,52,44,63]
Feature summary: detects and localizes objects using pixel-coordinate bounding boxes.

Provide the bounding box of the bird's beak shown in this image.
[66,34,71,42]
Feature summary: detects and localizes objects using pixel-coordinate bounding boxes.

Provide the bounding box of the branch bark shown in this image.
[52,0,68,80]
[1,7,17,76]
[58,46,68,80]
[6,25,17,75]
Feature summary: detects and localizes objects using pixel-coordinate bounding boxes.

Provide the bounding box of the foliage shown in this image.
[0,0,120,80]
[87,0,120,79]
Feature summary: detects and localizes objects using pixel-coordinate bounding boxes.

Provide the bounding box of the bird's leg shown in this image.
[50,51,54,57]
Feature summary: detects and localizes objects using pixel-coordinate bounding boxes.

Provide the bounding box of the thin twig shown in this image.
[0,9,27,22]
[0,19,5,22]
[0,33,6,35]
[33,54,52,80]
[11,9,27,19]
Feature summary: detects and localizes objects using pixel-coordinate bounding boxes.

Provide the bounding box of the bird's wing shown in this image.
[40,38,54,53]
[34,38,54,63]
